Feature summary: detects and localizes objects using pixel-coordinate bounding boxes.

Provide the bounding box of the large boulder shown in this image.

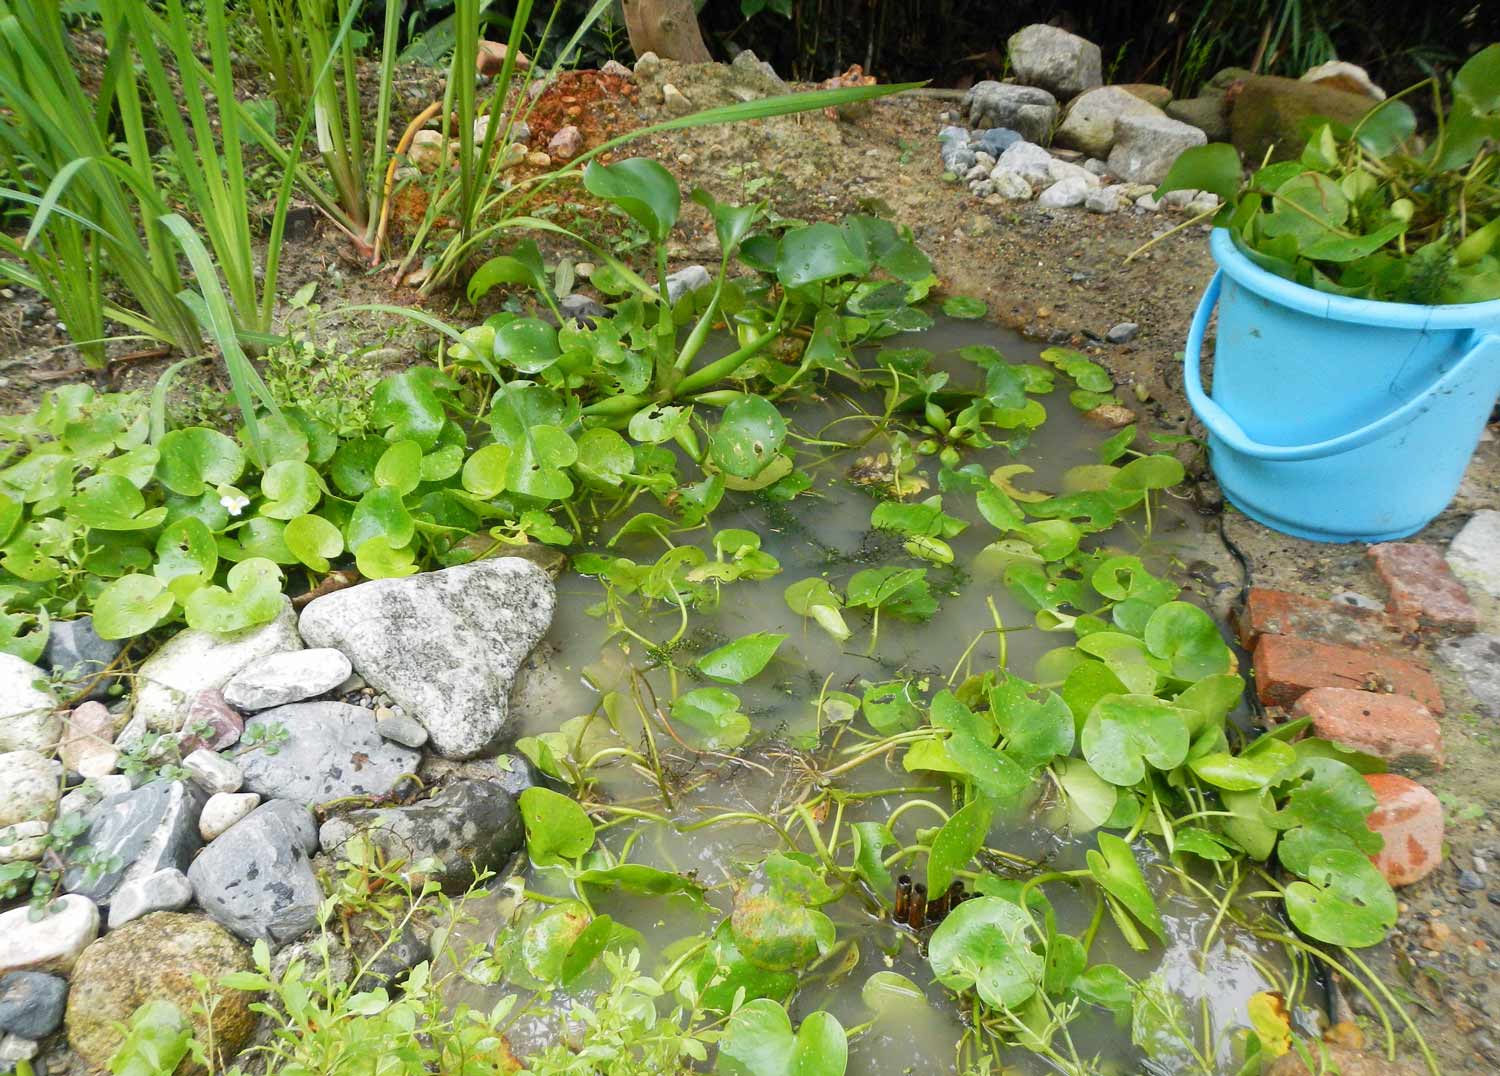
[236,702,420,805]
[1006,24,1101,99]
[63,779,203,905]
[188,800,322,947]
[65,912,256,1073]
[0,750,59,830]
[319,779,524,893]
[1107,112,1207,184]
[297,559,555,759]
[959,82,1058,146]
[0,654,61,753]
[1055,86,1164,157]
[131,599,301,734]
[1166,96,1231,142]
[1230,75,1378,162]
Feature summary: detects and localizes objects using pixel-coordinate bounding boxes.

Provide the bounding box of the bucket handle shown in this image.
[1184,270,1500,462]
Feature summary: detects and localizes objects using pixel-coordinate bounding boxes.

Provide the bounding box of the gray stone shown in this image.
[1037,176,1090,208]
[1107,112,1207,184]
[661,82,692,116]
[1046,158,1100,188]
[375,713,428,749]
[1107,322,1140,344]
[600,58,632,79]
[961,82,1058,145]
[989,168,1033,201]
[729,49,785,90]
[0,655,60,754]
[42,618,122,704]
[1006,24,1102,99]
[199,791,260,841]
[938,125,976,174]
[1331,590,1385,612]
[1438,634,1500,717]
[183,749,242,795]
[132,599,301,733]
[319,779,523,893]
[1084,187,1122,213]
[63,780,202,904]
[356,926,430,990]
[57,774,129,819]
[491,753,541,798]
[1458,869,1485,892]
[995,140,1055,186]
[237,702,420,805]
[222,648,352,712]
[632,51,660,81]
[188,800,322,947]
[1055,86,1163,157]
[0,972,67,1039]
[0,1034,37,1067]
[107,868,193,928]
[0,751,59,830]
[1448,510,1500,598]
[664,265,712,304]
[1084,157,1109,176]
[971,127,1021,157]
[297,559,555,759]
[1166,96,1230,141]
[559,293,610,327]
[0,895,98,974]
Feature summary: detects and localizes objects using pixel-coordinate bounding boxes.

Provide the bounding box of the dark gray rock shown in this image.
[960,82,1058,146]
[558,293,610,327]
[42,618,122,704]
[490,753,541,798]
[318,779,522,893]
[297,559,555,759]
[236,702,420,806]
[187,800,322,947]
[971,128,1021,158]
[1458,869,1485,892]
[63,780,202,904]
[1107,322,1141,344]
[356,926,431,990]
[0,972,66,1039]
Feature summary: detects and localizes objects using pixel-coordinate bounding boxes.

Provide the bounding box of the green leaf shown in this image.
[521,901,592,982]
[691,187,762,255]
[469,239,550,302]
[1052,757,1118,833]
[574,864,706,900]
[716,999,847,1076]
[574,427,635,488]
[354,535,418,579]
[154,517,217,586]
[927,896,1043,1010]
[493,318,562,374]
[69,475,167,531]
[583,158,681,243]
[1154,142,1242,204]
[628,403,693,445]
[708,394,788,480]
[283,514,344,573]
[926,798,992,895]
[1189,736,1297,791]
[156,428,245,496]
[1143,601,1230,681]
[1283,849,1397,948]
[863,680,922,734]
[371,369,451,450]
[776,222,871,288]
[347,487,415,552]
[851,822,896,899]
[1454,43,1500,113]
[1082,694,1192,786]
[182,558,284,633]
[696,632,786,684]
[373,441,424,496]
[941,295,987,319]
[1111,454,1185,492]
[518,787,595,865]
[258,461,323,519]
[1086,833,1165,945]
[93,574,175,639]
[671,687,750,750]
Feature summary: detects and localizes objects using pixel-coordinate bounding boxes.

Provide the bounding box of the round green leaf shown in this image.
[927,896,1043,1010]
[718,999,848,1076]
[330,437,388,497]
[374,440,423,496]
[284,514,344,572]
[1144,601,1231,681]
[708,395,788,480]
[69,474,167,531]
[941,295,987,319]
[258,460,323,520]
[154,517,217,585]
[776,222,872,288]
[1283,849,1397,947]
[156,428,245,496]
[462,443,510,498]
[1111,454,1185,492]
[354,535,418,579]
[582,158,680,243]
[493,318,561,374]
[518,787,595,865]
[671,687,749,750]
[93,574,175,639]
[574,428,634,488]
[182,558,285,633]
[347,487,415,552]
[1081,693,1192,786]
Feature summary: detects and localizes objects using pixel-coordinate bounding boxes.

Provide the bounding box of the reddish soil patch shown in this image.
[524,69,640,152]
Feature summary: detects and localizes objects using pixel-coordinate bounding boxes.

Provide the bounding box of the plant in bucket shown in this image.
[1156,44,1500,543]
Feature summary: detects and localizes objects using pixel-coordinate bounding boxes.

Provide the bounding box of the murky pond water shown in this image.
[447,319,1300,1074]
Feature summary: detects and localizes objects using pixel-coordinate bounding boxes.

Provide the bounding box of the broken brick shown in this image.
[1368,542,1480,634]
[1364,773,1444,887]
[1252,635,1444,713]
[1235,587,1404,654]
[1291,687,1444,771]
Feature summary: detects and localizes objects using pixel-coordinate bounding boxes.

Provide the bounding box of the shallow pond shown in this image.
[448,317,1310,1075]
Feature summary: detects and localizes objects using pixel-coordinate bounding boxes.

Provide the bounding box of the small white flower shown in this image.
[218,487,250,516]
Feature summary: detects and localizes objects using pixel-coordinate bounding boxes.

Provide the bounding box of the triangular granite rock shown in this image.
[297,559,554,758]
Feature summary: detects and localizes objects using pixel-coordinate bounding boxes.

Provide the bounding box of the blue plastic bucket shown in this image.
[1185,228,1500,542]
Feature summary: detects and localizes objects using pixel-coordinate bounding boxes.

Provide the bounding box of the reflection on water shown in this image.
[451,319,1295,1074]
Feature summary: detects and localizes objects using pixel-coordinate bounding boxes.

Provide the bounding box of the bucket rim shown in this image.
[1209,227,1500,330]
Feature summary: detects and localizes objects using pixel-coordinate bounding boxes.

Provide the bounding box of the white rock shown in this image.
[1302,60,1385,99]
[59,774,130,818]
[1107,113,1207,185]
[0,654,61,754]
[1037,176,1091,208]
[60,701,117,779]
[183,749,243,795]
[0,750,60,829]
[199,792,260,841]
[1046,158,1101,188]
[107,868,194,928]
[1084,157,1109,176]
[1085,187,1122,213]
[1449,510,1500,597]
[964,162,990,182]
[222,648,352,712]
[664,265,712,304]
[1161,188,1199,209]
[1185,194,1222,216]
[1055,86,1164,157]
[0,894,99,974]
[972,151,996,169]
[1136,193,1163,210]
[1006,24,1102,99]
[996,140,1054,185]
[131,600,301,734]
[990,168,1034,201]
[969,179,995,197]
[0,820,49,862]
[375,713,428,749]
[0,1035,39,1066]
[661,83,693,116]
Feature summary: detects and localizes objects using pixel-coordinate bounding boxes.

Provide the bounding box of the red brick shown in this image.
[1368,542,1480,634]
[1364,773,1444,887]
[1235,587,1403,654]
[1252,635,1444,713]
[1291,687,1444,771]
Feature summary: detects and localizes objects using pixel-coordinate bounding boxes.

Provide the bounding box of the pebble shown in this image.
[199,792,260,842]
[107,868,194,929]
[547,124,582,160]
[989,168,1032,201]
[1459,870,1486,892]
[661,83,693,116]
[0,1034,38,1067]
[375,713,428,749]
[58,774,130,818]
[182,749,243,795]
[0,972,67,1039]
[0,895,99,974]
[0,751,60,830]
[222,648,352,712]
[1037,176,1090,208]
[1084,188,1121,213]
[1106,322,1140,344]
[59,702,118,779]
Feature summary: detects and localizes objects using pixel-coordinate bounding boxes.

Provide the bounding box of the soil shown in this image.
[2,51,1497,1074]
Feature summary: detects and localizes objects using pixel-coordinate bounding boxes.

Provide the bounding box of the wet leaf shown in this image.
[521,900,591,982]
[575,427,635,488]
[153,517,217,586]
[493,318,562,374]
[926,797,992,895]
[776,222,871,288]
[1283,849,1396,947]
[671,686,750,749]
[1144,602,1231,681]
[94,574,175,639]
[156,428,245,496]
[709,395,787,479]
[1082,694,1192,786]
[259,460,323,519]
[716,999,847,1076]
[69,475,168,531]
[695,632,785,684]
[1053,757,1118,833]
[1086,833,1165,945]
[518,787,595,865]
[283,514,343,573]
[862,679,922,733]
[182,558,284,633]
[371,369,452,450]
[574,864,706,901]
[1189,736,1296,791]
[927,896,1043,1010]
[941,295,987,319]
